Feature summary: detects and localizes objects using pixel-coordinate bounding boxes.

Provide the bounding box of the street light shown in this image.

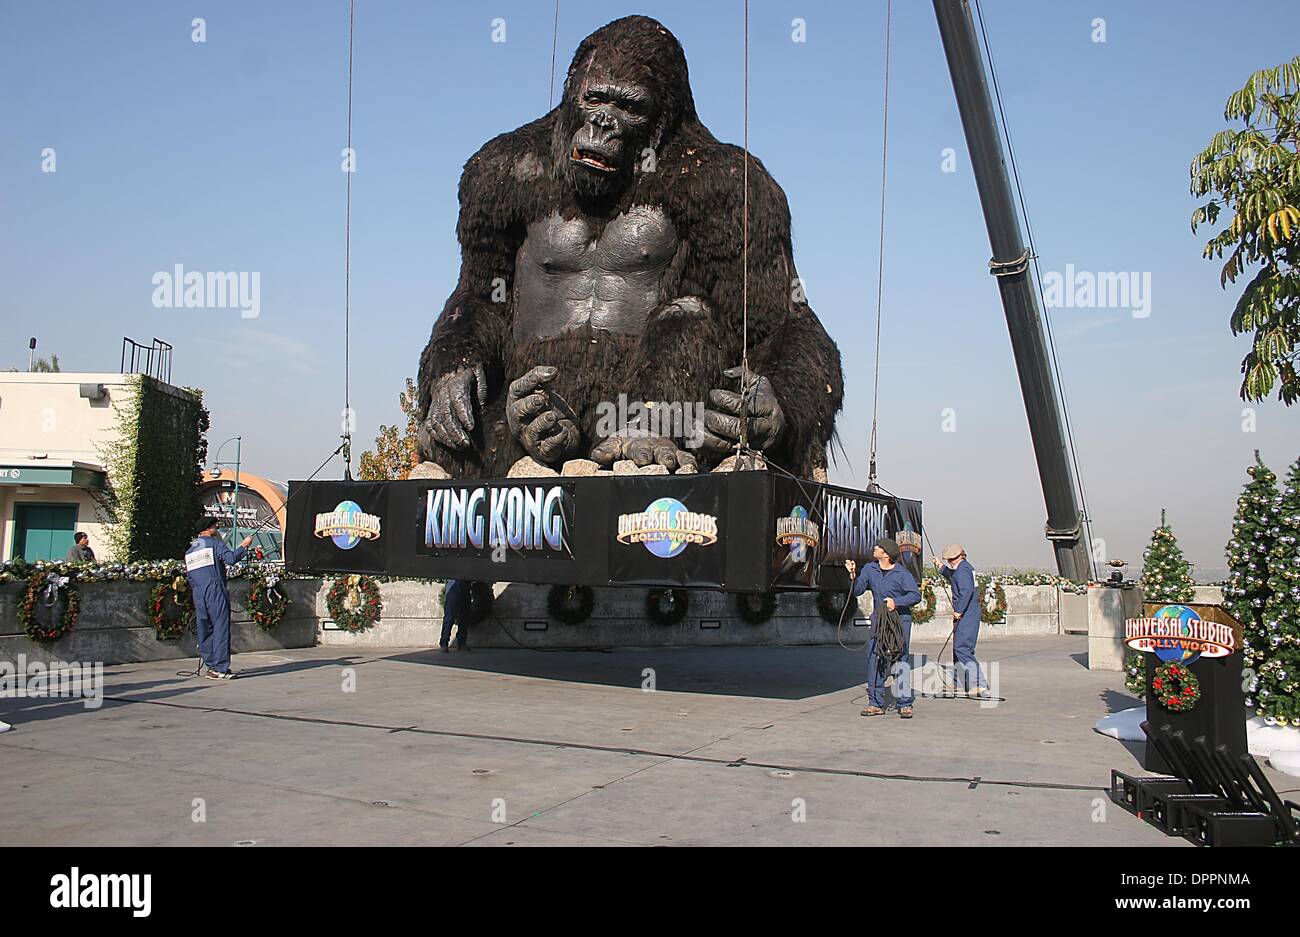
[209,436,242,546]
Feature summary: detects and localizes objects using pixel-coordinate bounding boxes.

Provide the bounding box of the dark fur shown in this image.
[417,15,844,478]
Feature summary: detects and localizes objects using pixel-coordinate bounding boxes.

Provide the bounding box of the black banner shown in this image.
[286,471,920,593]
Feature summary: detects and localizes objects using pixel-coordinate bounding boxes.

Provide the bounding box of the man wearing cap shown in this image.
[936,544,987,697]
[185,517,254,680]
[845,538,923,718]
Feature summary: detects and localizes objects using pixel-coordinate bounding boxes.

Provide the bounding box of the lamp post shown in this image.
[210,436,243,546]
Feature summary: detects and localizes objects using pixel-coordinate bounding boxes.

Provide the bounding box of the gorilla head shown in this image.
[552,15,698,200]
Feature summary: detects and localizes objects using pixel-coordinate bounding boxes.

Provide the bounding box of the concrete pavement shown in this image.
[1,635,1240,846]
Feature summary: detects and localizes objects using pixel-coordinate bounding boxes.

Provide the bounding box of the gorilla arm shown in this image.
[681,148,844,475]
[416,140,522,461]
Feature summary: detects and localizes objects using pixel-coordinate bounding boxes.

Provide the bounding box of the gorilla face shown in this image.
[565,71,655,200]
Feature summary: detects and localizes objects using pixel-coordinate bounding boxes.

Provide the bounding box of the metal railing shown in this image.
[121,337,173,384]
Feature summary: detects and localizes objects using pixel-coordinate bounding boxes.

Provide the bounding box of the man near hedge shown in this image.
[185,517,253,680]
[64,532,95,564]
[935,543,987,697]
[845,537,923,719]
[440,579,471,653]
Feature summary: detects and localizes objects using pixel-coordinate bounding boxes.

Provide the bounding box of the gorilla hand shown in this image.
[590,433,699,473]
[422,364,488,450]
[506,366,581,465]
[700,366,785,455]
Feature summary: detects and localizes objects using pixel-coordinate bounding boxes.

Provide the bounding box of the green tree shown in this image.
[1190,56,1300,404]
[32,354,61,372]
[1225,452,1279,644]
[1257,455,1300,725]
[359,378,420,481]
[1139,510,1196,603]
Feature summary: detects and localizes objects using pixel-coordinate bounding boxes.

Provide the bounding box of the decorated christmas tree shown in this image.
[1257,456,1300,726]
[1223,453,1281,720]
[1138,510,1196,603]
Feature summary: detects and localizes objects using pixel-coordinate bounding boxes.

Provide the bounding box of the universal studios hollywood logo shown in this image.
[775,506,819,563]
[314,501,382,551]
[618,498,718,558]
[1124,604,1237,664]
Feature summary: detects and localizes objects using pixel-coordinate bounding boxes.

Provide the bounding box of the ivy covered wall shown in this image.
[94,376,210,562]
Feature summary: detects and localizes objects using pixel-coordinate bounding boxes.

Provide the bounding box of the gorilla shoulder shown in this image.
[460,119,551,199]
[662,140,792,227]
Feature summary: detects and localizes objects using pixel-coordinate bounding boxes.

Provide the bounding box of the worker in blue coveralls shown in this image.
[185,517,253,680]
[845,537,923,719]
[936,543,987,697]
[440,579,472,653]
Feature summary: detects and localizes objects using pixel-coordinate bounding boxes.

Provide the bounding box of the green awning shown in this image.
[0,465,106,489]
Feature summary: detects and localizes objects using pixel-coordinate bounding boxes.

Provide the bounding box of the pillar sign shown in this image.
[1125,603,1246,774]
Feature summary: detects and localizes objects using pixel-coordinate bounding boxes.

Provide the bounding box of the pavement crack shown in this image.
[89,693,1104,794]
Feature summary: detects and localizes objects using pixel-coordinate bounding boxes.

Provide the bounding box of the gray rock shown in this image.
[507,457,560,478]
[712,454,767,473]
[408,461,450,480]
[561,458,601,477]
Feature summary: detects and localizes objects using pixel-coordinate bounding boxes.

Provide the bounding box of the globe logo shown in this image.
[616,497,718,557]
[331,501,364,550]
[788,505,811,562]
[1152,604,1202,664]
[645,497,690,558]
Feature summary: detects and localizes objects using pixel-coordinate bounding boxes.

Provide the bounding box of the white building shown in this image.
[0,372,195,563]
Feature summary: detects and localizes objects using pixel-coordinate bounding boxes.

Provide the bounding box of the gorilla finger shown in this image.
[697,429,734,455]
[474,365,488,410]
[675,449,699,473]
[708,388,746,415]
[626,438,654,466]
[703,409,744,441]
[652,442,679,472]
[591,437,623,465]
[512,391,550,422]
[432,412,466,449]
[450,391,475,435]
[433,398,468,448]
[509,365,558,400]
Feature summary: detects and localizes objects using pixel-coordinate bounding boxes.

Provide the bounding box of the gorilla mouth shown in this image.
[571,146,618,173]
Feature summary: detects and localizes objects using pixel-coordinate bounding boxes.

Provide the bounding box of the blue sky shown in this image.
[3,0,1298,574]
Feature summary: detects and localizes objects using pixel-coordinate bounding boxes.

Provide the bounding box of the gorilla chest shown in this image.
[513,207,678,341]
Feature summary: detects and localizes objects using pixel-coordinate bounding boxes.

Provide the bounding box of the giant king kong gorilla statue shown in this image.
[416,15,843,480]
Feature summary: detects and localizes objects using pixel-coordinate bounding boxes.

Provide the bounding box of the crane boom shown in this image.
[933,0,1091,582]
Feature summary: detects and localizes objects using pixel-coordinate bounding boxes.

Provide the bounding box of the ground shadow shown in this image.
[375,642,983,701]
[0,655,368,726]
[1101,688,1142,715]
